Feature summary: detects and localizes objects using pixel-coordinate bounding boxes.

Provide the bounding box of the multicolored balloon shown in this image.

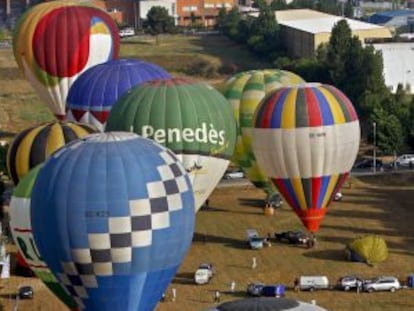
[106,78,237,212]
[6,121,97,185]
[66,59,171,131]
[221,70,305,194]
[9,165,79,310]
[252,83,360,232]
[31,132,195,311]
[13,1,120,119]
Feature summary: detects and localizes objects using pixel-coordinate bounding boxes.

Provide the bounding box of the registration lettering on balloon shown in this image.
[85,211,110,218]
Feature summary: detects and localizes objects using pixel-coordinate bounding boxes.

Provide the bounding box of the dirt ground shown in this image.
[1,174,413,311]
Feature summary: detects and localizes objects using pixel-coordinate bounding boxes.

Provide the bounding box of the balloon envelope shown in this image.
[9,165,79,310]
[221,70,305,194]
[106,78,237,211]
[66,59,171,131]
[31,132,195,311]
[252,84,360,232]
[6,121,97,185]
[13,1,120,119]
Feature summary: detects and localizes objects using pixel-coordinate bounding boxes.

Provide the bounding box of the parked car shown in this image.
[394,154,414,167]
[18,286,34,299]
[337,275,364,291]
[246,282,265,296]
[246,229,264,249]
[333,192,343,201]
[298,275,330,291]
[119,27,135,38]
[194,263,215,285]
[223,170,244,179]
[363,276,401,293]
[262,284,286,297]
[274,231,310,245]
[353,158,383,169]
[265,192,283,208]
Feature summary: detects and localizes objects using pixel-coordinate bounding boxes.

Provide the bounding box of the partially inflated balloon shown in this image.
[31,132,195,311]
[66,59,171,131]
[252,84,360,232]
[9,165,79,310]
[106,78,237,211]
[6,121,97,185]
[13,1,119,119]
[221,70,304,194]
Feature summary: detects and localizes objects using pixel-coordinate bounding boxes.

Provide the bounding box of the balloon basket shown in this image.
[264,206,274,216]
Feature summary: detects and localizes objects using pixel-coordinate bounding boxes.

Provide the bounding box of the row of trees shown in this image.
[217,6,414,155]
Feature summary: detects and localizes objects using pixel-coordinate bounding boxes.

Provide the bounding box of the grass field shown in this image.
[1,34,414,311]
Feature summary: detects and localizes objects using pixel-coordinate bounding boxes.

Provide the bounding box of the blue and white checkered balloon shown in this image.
[31,132,195,311]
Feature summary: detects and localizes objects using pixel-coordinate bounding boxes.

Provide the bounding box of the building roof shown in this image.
[248,9,390,34]
[274,9,389,34]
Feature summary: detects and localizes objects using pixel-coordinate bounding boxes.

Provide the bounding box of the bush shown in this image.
[218,63,238,75]
[183,59,219,78]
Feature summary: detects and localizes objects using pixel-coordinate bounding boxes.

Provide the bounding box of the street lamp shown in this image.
[373,122,377,174]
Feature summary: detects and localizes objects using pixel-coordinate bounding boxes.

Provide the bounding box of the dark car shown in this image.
[274,231,310,245]
[265,193,283,208]
[18,286,34,299]
[247,282,265,296]
[353,158,383,169]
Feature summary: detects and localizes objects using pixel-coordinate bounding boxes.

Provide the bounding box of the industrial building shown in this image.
[250,9,392,58]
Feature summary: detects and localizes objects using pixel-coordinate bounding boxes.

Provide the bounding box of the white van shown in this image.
[298,275,330,291]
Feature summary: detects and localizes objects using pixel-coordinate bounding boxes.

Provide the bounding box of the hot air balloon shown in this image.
[252,83,360,232]
[13,1,120,119]
[66,59,171,131]
[106,78,237,212]
[31,132,195,311]
[7,121,97,185]
[221,70,305,195]
[9,165,79,310]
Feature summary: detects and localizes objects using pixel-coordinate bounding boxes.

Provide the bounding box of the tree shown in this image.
[370,108,404,155]
[247,6,281,57]
[145,6,176,44]
[216,7,241,40]
[324,19,352,85]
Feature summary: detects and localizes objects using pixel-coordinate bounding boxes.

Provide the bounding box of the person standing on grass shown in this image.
[171,288,176,302]
[230,280,236,292]
[214,290,221,303]
[252,257,257,269]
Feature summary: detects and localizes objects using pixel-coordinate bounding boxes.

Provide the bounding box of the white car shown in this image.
[119,28,135,38]
[394,154,414,167]
[223,170,244,179]
[363,276,401,292]
[194,263,215,285]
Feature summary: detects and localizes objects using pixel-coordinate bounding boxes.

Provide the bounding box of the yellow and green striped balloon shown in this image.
[221,69,305,194]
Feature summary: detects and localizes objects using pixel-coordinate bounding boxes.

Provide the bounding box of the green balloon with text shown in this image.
[106,78,237,211]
